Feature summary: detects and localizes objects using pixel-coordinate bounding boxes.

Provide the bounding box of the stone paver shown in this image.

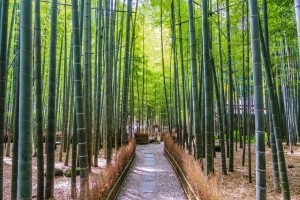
[139,180,156,193]
[143,157,156,166]
[142,172,155,181]
[144,153,154,158]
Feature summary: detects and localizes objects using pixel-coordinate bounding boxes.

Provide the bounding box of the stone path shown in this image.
[117,143,187,200]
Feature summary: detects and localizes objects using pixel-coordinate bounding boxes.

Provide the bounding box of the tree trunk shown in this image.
[160,0,171,134]
[83,0,92,170]
[202,0,213,174]
[34,0,44,198]
[187,0,202,159]
[71,0,89,197]
[17,0,33,198]
[259,20,291,200]
[11,31,19,200]
[0,0,9,198]
[249,0,267,199]
[120,0,132,145]
[45,0,58,198]
[294,0,300,143]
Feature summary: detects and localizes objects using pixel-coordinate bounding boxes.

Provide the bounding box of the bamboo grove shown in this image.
[0,0,299,199]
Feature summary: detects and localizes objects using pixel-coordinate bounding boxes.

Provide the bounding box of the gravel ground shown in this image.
[118,142,187,200]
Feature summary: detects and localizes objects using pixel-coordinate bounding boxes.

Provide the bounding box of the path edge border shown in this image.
[164,148,200,200]
[105,153,136,200]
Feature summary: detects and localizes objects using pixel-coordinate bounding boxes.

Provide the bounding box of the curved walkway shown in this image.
[118,142,187,200]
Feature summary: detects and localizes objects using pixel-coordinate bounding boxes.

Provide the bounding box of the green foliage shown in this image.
[232,130,268,144]
[2,0,299,129]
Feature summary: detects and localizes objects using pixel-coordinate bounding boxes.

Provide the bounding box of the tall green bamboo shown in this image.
[45,0,58,198]
[259,21,291,200]
[93,7,99,164]
[17,0,32,198]
[110,0,117,147]
[71,0,89,197]
[242,0,247,167]
[216,0,229,160]
[79,0,85,42]
[42,38,48,130]
[188,87,193,155]
[202,0,213,174]
[225,0,234,172]
[94,0,103,167]
[64,46,74,167]
[127,1,137,134]
[294,0,300,143]
[5,0,18,159]
[11,28,19,200]
[128,0,139,138]
[83,0,92,170]
[171,0,181,145]
[246,2,252,183]
[267,101,280,191]
[129,48,135,138]
[0,0,9,198]
[212,57,227,175]
[160,0,171,133]
[187,0,202,159]
[6,0,17,68]
[169,49,173,133]
[62,1,69,153]
[5,71,13,157]
[176,0,188,148]
[104,0,113,164]
[120,0,132,144]
[57,37,63,162]
[34,0,44,198]
[115,0,126,143]
[71,109,77,198]
[249,0,266,199]
[141,16,145,134]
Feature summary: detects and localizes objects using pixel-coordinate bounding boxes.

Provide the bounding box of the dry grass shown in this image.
[164,134,221,200]
[89,140,136,200]
[160,131,168,141]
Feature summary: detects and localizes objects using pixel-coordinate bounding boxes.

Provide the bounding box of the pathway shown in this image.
[117,142,187,200]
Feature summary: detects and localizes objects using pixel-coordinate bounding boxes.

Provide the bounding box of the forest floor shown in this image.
[2,140,300,199]
[216,142,300,200]
[3,144,110,199]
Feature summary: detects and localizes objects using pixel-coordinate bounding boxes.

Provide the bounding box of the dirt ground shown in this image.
[3,144,108,200]
[215,143,300,200]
